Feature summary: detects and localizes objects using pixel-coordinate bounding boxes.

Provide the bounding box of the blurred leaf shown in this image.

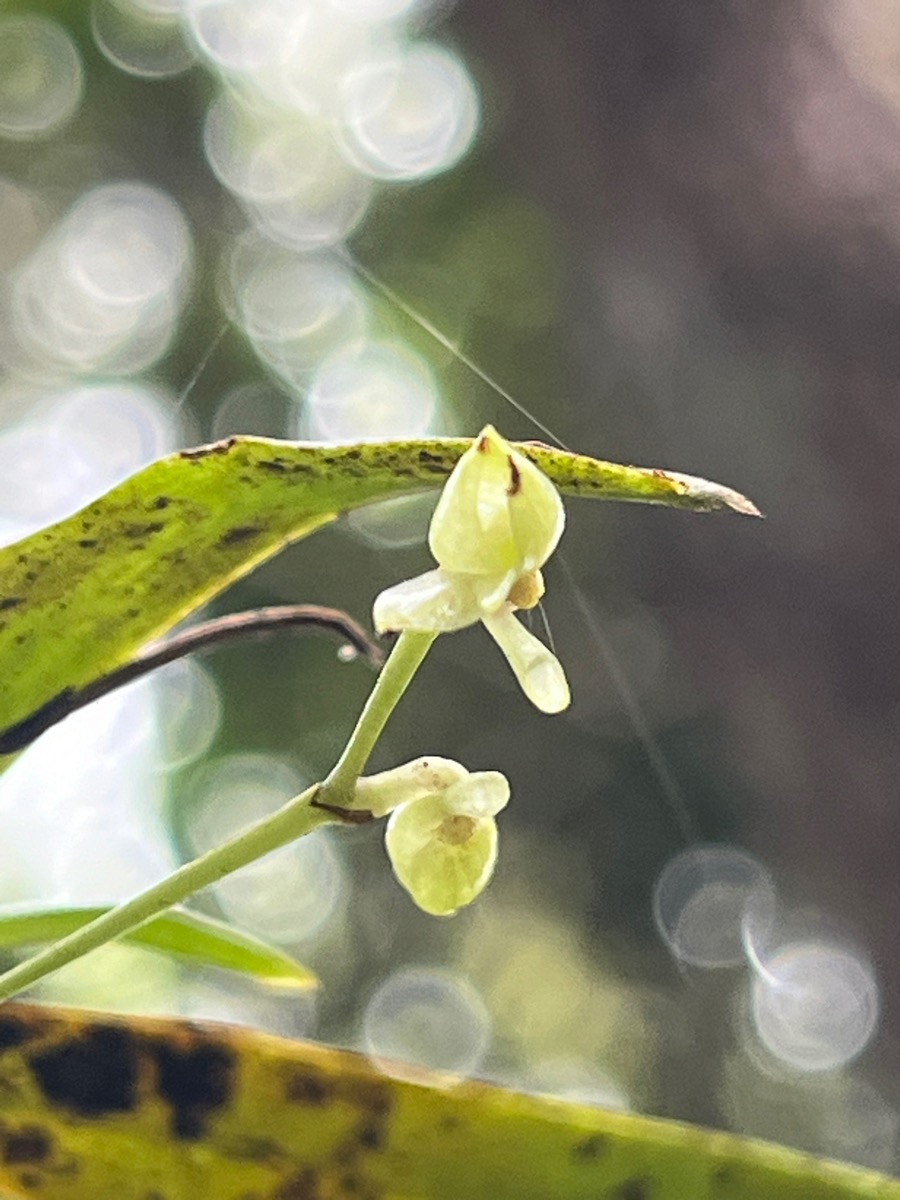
[0,1002,890,1200]
[0,435,758,762]
[0,905,315,990]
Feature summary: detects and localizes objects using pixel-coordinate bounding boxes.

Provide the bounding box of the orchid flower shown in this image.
[353,757,509,916]
[373,426,570,713]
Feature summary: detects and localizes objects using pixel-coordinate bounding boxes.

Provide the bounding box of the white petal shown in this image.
[429,426,565,580]
[353,756,470,817]
[429,427,517,577]
[507,447,565,572]
[443,771,510,818]
[373,568,483,633]
[482,607,571,713]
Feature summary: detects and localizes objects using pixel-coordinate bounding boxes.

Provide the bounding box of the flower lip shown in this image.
[383,768,510,916]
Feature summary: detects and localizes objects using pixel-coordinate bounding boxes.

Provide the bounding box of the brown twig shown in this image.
[0,605,383,755]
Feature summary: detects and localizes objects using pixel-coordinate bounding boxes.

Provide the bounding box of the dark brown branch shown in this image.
[0,605,383,755]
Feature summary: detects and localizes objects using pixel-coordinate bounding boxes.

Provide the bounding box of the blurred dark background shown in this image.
[2,0,900,1169]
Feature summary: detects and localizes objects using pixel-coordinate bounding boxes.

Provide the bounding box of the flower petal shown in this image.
[353,756,470,818]
[443,771,510,818]
[385,794,499,916]
[470,568,518,615]
[482,606,571,713]
[430,426,566,582]
[373,568,483,633]
[507,446,565,572]
[429,427,518,578]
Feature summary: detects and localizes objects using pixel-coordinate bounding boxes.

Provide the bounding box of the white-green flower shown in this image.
[351,755,470,818]
[373,426,570,713]
[384,769,510,916]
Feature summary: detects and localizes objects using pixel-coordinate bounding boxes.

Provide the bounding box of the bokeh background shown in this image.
[1,0,899,1171]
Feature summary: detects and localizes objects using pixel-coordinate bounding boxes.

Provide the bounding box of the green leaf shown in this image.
[0,435,759,758]
[0,1002,892,1200]
[0,905,315,990]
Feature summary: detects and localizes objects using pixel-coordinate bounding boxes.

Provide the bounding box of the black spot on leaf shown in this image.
[275,1168,318,1200]
[31,1027,139,1117]
[219,526,263,547]
[3,1126,52,1165]
[356,1122,385,1152]
[152,1040,235,1140]
[0,1017,35,1051]
[571,1133,609,1162]
[123,522,165,540]
[285,1068,332,1107]
[612,1177,654,1200]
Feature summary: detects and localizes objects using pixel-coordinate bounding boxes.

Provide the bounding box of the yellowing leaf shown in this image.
[0,1003,890,1200]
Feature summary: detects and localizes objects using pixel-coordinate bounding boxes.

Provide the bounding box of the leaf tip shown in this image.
[665,471,763,517]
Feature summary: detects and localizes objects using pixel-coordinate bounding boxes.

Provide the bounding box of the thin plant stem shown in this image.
[0,783,332,1002]
[321,630,437,806]
[0,628,438,1001]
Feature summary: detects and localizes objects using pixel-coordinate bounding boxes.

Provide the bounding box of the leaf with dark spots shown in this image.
[611,1178,654,1200]
[151,1040,235,1140]
[0,1017,41,1052]
[2,1126,52,1165]
[0,1003,892,1199]
[218,526,263,548]
[123,522,165,540]
[275,1168,319,1200]
[354,1122,385,1153]
[572,1133,610,1162]
[0,436,756,770]
[285,1068,332,1107]
[30,1027,138,1118]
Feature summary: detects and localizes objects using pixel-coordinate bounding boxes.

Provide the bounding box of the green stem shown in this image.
[0,783,330,1002]
[0,630,437,1002]
[321,630,436,805]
